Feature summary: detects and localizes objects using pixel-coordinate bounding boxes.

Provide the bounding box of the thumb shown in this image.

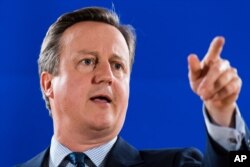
[188,54,202,81]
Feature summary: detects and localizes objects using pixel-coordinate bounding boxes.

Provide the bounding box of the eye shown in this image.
[80,58,96,66]
[113,62,123,71]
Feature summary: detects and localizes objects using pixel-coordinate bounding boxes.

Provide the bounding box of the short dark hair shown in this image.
[38,7,136,112]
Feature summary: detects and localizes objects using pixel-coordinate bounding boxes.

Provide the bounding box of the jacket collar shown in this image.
[18,137,144,167]
[105,137,144,167]
[17,148,49,167]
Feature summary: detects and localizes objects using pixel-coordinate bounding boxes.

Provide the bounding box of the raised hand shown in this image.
[188,36,242,127]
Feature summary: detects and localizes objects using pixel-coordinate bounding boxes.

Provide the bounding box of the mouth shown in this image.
[90,95,112,103]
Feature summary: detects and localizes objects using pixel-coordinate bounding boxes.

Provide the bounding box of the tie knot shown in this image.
[67,152,86,166]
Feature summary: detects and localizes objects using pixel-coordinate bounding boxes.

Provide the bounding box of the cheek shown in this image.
[52,75,89,110]
[52,76,67,98]
[114,81,129,130]
[116,79,130,109]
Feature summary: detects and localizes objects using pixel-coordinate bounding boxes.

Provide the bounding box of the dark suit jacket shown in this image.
[16,128,250,167]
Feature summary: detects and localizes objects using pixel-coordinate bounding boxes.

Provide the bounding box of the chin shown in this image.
[89,116,115,131]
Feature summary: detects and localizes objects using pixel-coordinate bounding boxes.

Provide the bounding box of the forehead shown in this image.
[60,21,129,57]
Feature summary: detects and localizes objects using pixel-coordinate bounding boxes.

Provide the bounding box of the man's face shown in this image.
[48,21,130,137]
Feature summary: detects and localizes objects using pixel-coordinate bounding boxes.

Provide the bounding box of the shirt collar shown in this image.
[49,135,117,167]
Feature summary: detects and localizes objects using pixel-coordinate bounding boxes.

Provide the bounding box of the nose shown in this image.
[92,61,114,85]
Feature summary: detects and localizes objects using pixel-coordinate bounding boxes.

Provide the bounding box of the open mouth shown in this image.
[90,95,112,103]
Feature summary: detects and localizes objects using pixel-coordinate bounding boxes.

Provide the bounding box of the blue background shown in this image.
[1,0,250,166]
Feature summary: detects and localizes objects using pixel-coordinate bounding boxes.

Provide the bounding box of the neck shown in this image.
[53,122,118,152]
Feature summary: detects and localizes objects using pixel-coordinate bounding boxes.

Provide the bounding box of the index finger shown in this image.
[203,36,225,65]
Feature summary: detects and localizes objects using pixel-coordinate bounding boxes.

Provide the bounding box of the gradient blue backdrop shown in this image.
[1,0,250,166]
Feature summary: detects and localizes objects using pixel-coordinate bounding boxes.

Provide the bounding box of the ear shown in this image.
[40,72,54,98]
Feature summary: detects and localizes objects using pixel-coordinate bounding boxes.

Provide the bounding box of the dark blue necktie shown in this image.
[67,152,86,167]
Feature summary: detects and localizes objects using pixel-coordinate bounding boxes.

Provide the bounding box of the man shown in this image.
[17,6,250,167]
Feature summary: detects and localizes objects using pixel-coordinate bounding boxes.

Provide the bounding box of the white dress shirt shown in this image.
[203,105,245,151]
[49,136,117,167]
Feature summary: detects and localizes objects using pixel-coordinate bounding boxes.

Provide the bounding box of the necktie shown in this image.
[66,152,86,167]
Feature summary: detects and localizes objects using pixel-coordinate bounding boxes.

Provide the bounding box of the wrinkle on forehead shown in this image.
[60,21,130,63]
[62,22,128,51]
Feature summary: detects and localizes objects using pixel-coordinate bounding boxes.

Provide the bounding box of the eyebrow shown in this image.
[77,50,126,60]
[76,49,128,65]
[111,53,126,60]
[77,50,98,57]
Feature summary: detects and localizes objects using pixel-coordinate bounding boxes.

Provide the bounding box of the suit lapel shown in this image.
[18,148,49,167]
[105,137,144,167]
[19,137,145,167]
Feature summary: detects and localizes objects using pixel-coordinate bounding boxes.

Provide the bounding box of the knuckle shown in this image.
[226,71,232,80]
[223,59,230,67]
[228,82,237,93]
[239,77,242,85]
[213,65,221,73]
[237,78,243,87]
[232,67,238,74]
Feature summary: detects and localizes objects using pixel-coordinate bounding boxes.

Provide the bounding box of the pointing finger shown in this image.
[203,36,225,65]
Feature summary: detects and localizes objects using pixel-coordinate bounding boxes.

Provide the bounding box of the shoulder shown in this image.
[14,148,49,167]
[139,147,203,166]
[110,137,203,167]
